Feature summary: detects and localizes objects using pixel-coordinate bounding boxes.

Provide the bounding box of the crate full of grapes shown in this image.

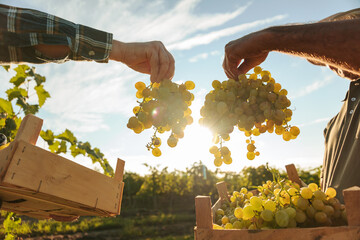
[194,166,360,240]
[0,114,125,220]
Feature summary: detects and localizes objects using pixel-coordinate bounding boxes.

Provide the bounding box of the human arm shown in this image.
[223,18,360,80]
[34,40,175,83]
[0,4,174,83]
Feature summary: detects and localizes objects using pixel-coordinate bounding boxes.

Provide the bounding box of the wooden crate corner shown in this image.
[0,114,125,220]
[194,177,360,240]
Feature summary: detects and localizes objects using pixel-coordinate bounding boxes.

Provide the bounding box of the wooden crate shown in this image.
[194,180,360,239]
[0,114,125,220]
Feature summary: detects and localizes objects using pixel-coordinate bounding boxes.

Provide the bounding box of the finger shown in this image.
[165,52,175,80]
[149,50,160,83]
[237,54,268,74]
[222,55,240,79]
[157,47,171,82]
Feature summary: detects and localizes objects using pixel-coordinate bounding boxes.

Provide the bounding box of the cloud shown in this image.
[189,50,220,63]
[290,74,334,99]
[298,117,331,127]
[168,14,287,50]
[0,0,285,135]
[35,61,141,133]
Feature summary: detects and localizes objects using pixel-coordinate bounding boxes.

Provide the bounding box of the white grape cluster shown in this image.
[199,66,300,166]
[214,181,347,230]
[127,80,195,157]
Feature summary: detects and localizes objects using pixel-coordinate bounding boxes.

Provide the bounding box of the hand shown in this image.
[223,31,269,79]
[110,40,175,83]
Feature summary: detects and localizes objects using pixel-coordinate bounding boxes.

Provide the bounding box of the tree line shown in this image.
[121,162,321,212]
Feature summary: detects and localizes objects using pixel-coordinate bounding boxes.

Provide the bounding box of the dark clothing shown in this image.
[0,4,112,64]
[322,79,360,203]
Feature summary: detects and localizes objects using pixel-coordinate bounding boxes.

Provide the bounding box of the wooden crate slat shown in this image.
[0,142,18,179]
[216,182,229,201]
[343,186,360,226]
[195,182,360,240]
[2,140,122,214]
[0,185,112,217]
[285,164,301,186]
[14,114,43,145]
[195,196,213,229]
[195,226,360,240]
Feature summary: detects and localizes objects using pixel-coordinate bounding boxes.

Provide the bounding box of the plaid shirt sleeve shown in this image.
[0,4,113,64]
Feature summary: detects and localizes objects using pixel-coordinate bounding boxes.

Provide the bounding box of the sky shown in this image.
[0,0,358,176]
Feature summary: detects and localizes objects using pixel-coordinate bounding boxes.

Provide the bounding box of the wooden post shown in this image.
[195,196,213,229]
[14,114,43,145]
[343,186,360,226]
[216,181,229,201]
[114,158,125,215]
[114,158,125,182]
[285,164,302,186]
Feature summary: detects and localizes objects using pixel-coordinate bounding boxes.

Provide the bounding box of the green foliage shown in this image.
[40,129,114,176]
[1,211,21,240]
[0,65,50,142]
[0,64,114,175]
[0,65,114,238]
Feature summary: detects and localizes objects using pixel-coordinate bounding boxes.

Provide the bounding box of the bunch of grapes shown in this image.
[127,79,195,157]
[213,180,347,230]
[199,66,300,166]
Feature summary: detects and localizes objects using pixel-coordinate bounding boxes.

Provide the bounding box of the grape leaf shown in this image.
[56,129,77,145]
[40,130,55,145]
[5,118,17,131]
[70,144,86,157]
[48,141,60,153]
[0,98,14,115]
[6,87,28,101]
[2,65,10,71]
[16,97,39,115]
[34,73,46,86]
[34,85,50,107]
[56,140,67,154]
[9,75,26,87]
[14,65,30,75]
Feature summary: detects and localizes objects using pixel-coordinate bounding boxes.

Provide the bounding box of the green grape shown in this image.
[201,66,299,166]
[306,205,316,219]
[275,210,289,227]
[167,135,178,148]
[295,209,306,223]
[284,207,296,219]
[232,220,242,229]
[308,183,318,192]
[314,211,328,224]
[323,205,335,217]
[234,207,243,219]
[216,209,224,216]
[250,196,263,211]
[129,80,194,156]
[300,187,313,199]
[260,209,274,222]
[221,216,229,225]
[313,190,327,200]
[243,205,255,220]
[214,177,347,230]
[263,199,276,212]
[295,197,309,210]
[214,157,223,167]
[325,187,337,198]
[224,223,233,229]
[312,199,325,211]
[152,147,161,157]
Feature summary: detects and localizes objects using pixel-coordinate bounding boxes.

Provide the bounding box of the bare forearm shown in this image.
[264,19,360,75]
